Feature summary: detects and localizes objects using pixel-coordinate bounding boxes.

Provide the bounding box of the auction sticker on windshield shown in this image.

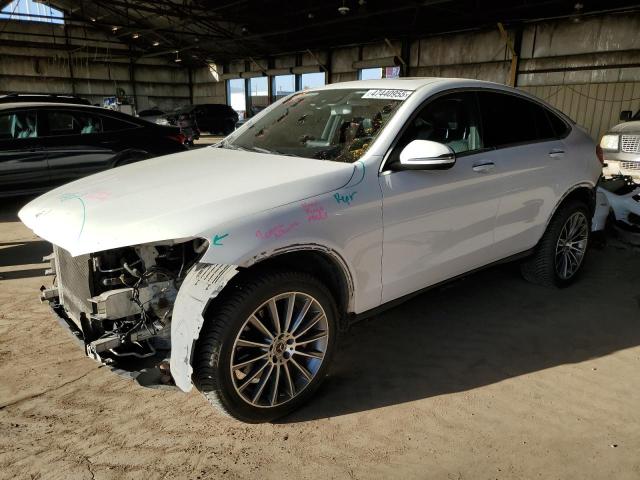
[361,89,412,100]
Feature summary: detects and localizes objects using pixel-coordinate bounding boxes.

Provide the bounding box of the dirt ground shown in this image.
[1,195,639,480]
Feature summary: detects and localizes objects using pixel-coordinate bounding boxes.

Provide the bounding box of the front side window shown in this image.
[222,88,409,163]
[391,91,483,164]
[0,111,38,139]
[477,91,564,148]
[47,111,103,136]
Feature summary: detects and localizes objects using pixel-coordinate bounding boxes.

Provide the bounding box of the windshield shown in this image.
[221,88,410,163]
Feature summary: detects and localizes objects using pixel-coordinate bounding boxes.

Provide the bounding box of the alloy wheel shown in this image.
[230,292,329,408]
[555,211,588,280]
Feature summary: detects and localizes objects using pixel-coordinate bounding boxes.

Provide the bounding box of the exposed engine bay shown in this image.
[41,238,209,375]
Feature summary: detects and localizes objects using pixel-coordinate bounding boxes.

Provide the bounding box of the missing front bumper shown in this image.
[47,301,178,390]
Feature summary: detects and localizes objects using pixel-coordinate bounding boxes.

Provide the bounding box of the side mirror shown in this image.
[398,139,456,170]
[620,110,632,122]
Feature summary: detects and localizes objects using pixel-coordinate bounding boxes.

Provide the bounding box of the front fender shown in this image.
[170,263,238,392]
[195,159,382,314]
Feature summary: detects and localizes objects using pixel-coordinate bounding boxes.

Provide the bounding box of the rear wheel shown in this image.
[194,271,337,422]
[521,200,591,287]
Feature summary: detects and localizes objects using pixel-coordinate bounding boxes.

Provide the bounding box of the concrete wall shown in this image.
[0,19,192,112]
[192,65,226,105]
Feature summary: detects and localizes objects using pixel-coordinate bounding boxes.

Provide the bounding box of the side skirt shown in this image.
[351,248,535,324]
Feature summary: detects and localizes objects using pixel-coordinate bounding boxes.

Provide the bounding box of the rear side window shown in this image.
[478,91,562,148]
[47,111,103,136]
[101,115,139,132]
[0,111,38,139]
[546,110,570,137]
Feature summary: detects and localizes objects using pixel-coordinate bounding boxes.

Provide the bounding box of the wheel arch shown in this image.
[169,245,354,393]
[218,244,355,331]
[111,148,151,167]
[549,183,596,224]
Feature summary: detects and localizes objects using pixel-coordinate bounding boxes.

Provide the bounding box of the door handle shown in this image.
[549,149,565,158]
[472,162,495,173]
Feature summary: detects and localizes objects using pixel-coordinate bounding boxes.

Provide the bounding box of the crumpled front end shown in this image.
[41,238,236,390]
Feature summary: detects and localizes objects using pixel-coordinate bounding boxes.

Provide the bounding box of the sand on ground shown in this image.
[1,195,639,480]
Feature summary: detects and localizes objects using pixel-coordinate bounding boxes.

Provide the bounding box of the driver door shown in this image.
[379,91,502,303]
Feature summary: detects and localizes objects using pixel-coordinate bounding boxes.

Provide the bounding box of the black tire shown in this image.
[194,270,338,423]
[223,120,235,135]
[521,199,591,288]
[113,153,149,168]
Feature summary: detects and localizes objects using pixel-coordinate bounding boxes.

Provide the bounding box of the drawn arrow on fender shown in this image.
[212,233,229,246]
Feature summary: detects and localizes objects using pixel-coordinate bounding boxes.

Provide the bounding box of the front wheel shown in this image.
[521,200,591,287]
[194,271,337,422]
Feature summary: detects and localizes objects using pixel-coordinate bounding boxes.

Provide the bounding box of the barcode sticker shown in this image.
[362,89,412,100]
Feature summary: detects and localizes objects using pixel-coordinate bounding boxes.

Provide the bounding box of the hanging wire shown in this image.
[564,84,640,102]
[532,83,640,103]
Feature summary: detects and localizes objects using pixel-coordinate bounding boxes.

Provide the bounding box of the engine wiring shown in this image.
[81,239,208,362]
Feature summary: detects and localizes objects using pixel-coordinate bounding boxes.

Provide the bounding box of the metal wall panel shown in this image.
[520,82,640,141]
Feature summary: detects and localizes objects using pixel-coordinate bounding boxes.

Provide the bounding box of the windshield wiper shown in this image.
[249,146,275,154]
[218,142,249,152]
[218,143,299,157]
[249,146,299,157]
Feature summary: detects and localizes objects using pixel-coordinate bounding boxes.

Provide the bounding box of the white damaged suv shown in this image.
[19,78,602,422]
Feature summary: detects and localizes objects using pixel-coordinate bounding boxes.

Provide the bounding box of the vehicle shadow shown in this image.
[0,195,36,223]
[0,241,51,268]
[278,247,640,423]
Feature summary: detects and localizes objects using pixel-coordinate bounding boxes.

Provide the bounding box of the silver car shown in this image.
[600,109,640,179]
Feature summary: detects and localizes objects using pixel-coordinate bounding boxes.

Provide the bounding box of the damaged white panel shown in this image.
[601,185,640,226]
[592,189,611,232]
[170,263,238,392]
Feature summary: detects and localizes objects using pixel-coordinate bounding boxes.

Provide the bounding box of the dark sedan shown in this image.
[0,102,187,197]
[159,104,238,135]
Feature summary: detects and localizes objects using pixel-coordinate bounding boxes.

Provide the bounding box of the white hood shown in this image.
[19,147,356,256]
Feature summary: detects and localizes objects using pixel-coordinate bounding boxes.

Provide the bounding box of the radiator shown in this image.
[54,245,94,328]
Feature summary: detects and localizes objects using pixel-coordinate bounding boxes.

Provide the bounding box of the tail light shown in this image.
[595,145,604,165]
[168,133,186,144]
